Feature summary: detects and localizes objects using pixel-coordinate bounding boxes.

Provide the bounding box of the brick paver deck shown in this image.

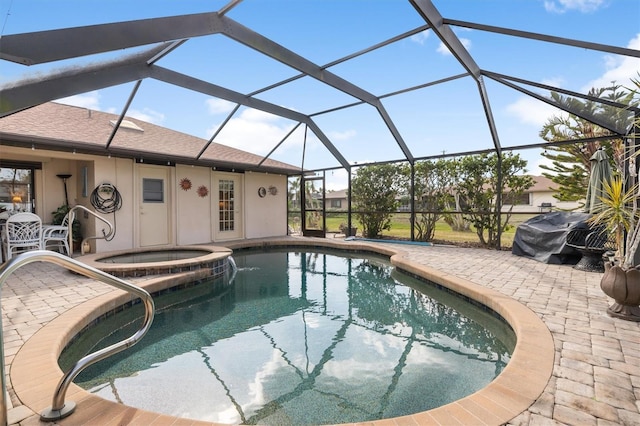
[1,239,639,425]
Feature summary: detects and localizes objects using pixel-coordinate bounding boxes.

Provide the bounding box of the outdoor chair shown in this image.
[1,212,43,261]
[566,225,616,272]
[42,210,74,256]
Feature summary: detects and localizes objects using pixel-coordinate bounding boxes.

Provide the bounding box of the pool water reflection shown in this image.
[60,249,515,425]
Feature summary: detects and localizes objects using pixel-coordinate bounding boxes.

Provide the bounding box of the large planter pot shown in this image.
[600,263,640,321]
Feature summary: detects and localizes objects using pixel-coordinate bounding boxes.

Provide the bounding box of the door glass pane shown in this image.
[219,179,235,232]
[304,180,323,209]
[0,167,34,213]
[143,178,164,203]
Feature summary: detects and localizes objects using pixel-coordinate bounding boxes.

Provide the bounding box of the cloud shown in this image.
[56,91,101,110]
[528,152,556,176]
[436,38,471,56]
[543,0,607,13]
[127,108,165,124]
[324,168,349,191]
[327,129,356,141]
[55,91,164,124]
[410,30,430,45]
[206,98,236,115]
[582,33,640,91]
[506,97,563,127]
[540,77,566,87]
[506,32,639,127]
[206,107,296,155]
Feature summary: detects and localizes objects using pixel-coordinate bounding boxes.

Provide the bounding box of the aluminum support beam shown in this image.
[410,0,502,155]
[105,80,143,149]
[0,45,169,117]
[149,66,351,169]
[217,15,414,163]
[484,70,640,113]
[445,19,640,59]
[258,123,303,167]
[476,77,502,155]
[487,73,629,135]
[197,104,242,159]
[0,13,227,65]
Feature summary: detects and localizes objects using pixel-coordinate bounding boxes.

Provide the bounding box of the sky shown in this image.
[1,0,639,190]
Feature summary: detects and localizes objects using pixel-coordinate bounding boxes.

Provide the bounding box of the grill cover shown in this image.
[512,211,591,264]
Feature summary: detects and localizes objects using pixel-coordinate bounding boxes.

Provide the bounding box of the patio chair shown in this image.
[42,210,74,256]
[566,225,616,272]
[2,212,43,261]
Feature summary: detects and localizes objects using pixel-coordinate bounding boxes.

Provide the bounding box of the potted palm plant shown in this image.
[587,76,640,321]
[589,147,640,320]
[590,175,640,321]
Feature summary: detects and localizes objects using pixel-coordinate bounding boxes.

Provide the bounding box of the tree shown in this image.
[351,164,402,238]
[455,153,533,247]
[287,176,301,210]
[411,159,457,241]
[539,85,636,203]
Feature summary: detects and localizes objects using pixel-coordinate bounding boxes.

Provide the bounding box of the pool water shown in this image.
[60,249,515,425]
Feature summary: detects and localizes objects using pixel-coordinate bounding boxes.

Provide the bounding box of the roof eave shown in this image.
[0,132,303,176]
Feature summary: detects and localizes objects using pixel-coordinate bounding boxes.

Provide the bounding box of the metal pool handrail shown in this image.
[68,205,114,255]
[0,250,155,424]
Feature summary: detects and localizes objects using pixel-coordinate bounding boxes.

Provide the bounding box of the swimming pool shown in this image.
[61,248,515,425]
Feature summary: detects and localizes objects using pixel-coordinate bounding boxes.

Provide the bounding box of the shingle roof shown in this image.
[0,102,301,174]
[325,189,347,199]
[528,175,557,193]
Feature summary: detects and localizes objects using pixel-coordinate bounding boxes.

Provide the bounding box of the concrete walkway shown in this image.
[2,242,639,425]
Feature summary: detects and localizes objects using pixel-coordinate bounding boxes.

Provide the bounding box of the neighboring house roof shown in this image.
[325,189,347,199]
[0,102,301,175]
[527,175,558,193]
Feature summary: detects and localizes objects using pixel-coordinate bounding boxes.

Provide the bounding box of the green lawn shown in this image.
[296,211,538,248]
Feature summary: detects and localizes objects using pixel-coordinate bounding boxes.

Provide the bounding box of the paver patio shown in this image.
[1,238,639,425]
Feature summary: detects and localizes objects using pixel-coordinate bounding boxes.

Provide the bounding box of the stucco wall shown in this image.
[244,172,288,238]
[1,145,290,253]
[176,164,212,245]
[92,157,135,252]
[504,191,583,213]
[41,158,77,222]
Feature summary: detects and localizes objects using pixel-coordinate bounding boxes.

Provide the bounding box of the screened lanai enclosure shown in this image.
[1,0,639,246]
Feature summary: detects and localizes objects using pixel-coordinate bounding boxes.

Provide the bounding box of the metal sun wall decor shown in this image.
[180,177,192,191]
[197,185,209,198]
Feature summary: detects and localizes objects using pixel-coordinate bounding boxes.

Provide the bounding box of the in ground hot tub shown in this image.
[77,246,232,278]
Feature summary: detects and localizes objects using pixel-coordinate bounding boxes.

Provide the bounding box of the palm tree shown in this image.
[539,84,635,204]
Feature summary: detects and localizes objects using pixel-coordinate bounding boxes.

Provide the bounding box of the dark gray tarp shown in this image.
[512,211,591,264]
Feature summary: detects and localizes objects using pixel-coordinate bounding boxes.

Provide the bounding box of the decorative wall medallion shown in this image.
[197,185,209,198]
[268,185,278,196]
[258,187,267,198]
[180,177,192,191]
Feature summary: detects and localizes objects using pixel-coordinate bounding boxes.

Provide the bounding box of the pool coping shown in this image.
[10,239,555,425]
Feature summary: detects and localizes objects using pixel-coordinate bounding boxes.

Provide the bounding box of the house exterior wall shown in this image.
[176,164,212,245]
[503,191,583,213]
[0,145,290,254]
[244,172,287,238]
[92,157,135,252]
[41,158,78,221]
